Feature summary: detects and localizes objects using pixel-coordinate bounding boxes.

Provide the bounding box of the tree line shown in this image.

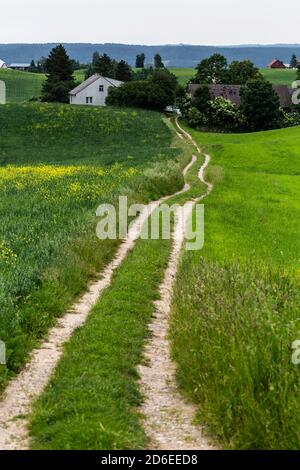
[38,46,300,132]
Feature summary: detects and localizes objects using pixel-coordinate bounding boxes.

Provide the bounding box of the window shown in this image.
[99,85,104,92]
[86,97,93,104]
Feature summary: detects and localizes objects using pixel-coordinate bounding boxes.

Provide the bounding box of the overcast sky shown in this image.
[1,0,300,45]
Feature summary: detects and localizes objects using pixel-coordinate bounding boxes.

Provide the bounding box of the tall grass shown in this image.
[170,123,300,449]
[171,257,300,449]
[0,104,185,392]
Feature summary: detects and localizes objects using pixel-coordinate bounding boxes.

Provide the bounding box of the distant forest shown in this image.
[1,43,300,68]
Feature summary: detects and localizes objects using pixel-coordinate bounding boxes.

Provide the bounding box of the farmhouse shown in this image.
[0,59,7,69]
[188,84,293,109]
[9,63,31,71]
[69,74,123,106]
[268,59,286,69]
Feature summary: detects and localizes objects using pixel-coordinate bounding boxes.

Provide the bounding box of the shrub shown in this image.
[192,85,212,113]
[107,69,178,111]
[282,111,300,128]
[185,107,209,128]
[240,79,282,131]
[208,97,246,130]
[106,80,171,111]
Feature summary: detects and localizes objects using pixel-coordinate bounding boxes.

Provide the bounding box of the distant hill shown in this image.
[1,43,300,68]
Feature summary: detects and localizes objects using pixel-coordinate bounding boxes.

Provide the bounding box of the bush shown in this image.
[107,80,171,111]
[240,79,282,131]
[282,111,300,128]
[192,85,212,113]
[208,97,246,130]
[185,107,209,128]
[107,69,178,111]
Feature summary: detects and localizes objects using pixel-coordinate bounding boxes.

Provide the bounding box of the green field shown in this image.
[171,124,300,449]
[28,131,199,450]
[0,103,185,392]
[0,67,296,104]
[261,68,297,85]
[0,69,45,102]
[0,69,86,103]
[170,67,297,86]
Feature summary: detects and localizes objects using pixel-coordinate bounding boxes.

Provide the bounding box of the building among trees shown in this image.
[268,59,286,69]
[69,74,123,106]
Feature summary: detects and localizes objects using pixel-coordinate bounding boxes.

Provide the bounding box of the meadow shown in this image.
[0,69,85,103]
[28,132,199,450]
[0,69,45,102]
[0,67,296,105]
[0,103,185,392]
[170,124,300,449]
[261,68,297,85]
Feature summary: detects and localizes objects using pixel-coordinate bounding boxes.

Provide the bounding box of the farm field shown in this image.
[261,67,297,85]
[170,67,297,86]
[0,69,85,103]
[0,69,45,102]
[27,130,203,450]
[0,103,185,392]
[170,124,300,449]
[0,67,296,104]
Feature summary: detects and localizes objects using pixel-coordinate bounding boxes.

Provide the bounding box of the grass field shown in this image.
[28,132,204,450]
[0,69,86,103]
[170,67,297,86]
[261,68,297,85]
[170,124,300,449]
[0,103,185,393]
[0,67,296,104]
[0,69,45,102]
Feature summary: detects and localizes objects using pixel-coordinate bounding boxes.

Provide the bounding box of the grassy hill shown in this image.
[0,103,184,392]
[261,67,297,85]
[0,69,45,102]
[0,69,86,103]
[171,124,300,449]
[171,67,298,86]
[0,67,296,104]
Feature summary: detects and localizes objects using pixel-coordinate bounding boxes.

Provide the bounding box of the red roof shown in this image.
[268,59,286,68]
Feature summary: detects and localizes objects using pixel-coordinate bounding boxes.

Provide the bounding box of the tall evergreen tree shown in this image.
[136,53,145,68]
[92,51,101,69]
[290,54,298,69]
[240,79,282,130]
[94,53,115,78]
[28,59,37,72]
[115,60,132,82]
[154,54,164,69]
[41,45,76,103]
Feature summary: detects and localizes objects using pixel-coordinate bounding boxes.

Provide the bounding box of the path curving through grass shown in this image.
[0,133,197,450]
[138,119,215,450]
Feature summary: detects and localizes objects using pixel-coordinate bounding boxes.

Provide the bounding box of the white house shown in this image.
[0,59,7,69]
[9,63,30,71]
[69,74,123,107]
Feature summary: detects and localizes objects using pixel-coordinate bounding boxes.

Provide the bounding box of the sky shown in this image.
[1,0,300,45]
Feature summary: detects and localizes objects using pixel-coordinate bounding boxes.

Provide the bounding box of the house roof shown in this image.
[69,74,123,96]
[0,59,7,68]
[268,59,286,68]
[188,83,293,109]
[10,63,30,68]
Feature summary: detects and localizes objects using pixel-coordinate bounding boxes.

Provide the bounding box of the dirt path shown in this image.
[0,144,197,450]
[138,119,215,450]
